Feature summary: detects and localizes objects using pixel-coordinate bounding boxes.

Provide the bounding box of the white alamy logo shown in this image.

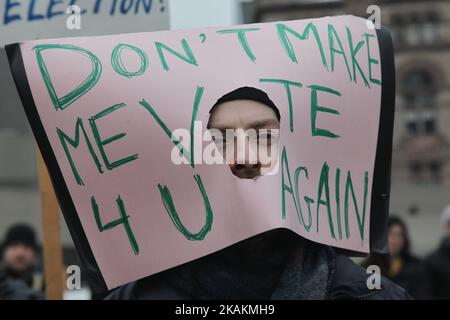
[366,265,381,290]
[366,5,381,30]
[66,5,82,30]
[170,121,280,167]
[66,265,81,290]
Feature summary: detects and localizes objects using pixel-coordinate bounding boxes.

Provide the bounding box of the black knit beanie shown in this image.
[1,224,38,252]
[210,87,281,121]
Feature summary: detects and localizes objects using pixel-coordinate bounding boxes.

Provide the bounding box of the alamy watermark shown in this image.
[366,5,381,30]
[66,265,81,290]
[66,5,82,30]
[366,264,381,290]
[169,122,280,167]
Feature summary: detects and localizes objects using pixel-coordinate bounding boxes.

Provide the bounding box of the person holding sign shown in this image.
[105,88,411,300]
[6,14,412,299]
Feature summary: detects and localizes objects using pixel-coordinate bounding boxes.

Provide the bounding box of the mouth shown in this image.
[232,170,261,180]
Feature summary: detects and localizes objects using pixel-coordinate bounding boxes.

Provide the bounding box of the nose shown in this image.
[230,131,261,179]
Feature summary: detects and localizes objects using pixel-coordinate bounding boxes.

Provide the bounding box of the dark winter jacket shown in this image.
[362,254,431,299]
[389,256,431,299]
[106,231,412,300]
[329,253,412,300]
[425,237,450,299]
[0,271,45,300]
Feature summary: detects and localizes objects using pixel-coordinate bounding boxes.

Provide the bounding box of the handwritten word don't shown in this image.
[33,22,380,114]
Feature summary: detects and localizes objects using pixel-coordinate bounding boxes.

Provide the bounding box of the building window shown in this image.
[410,162,423,182]
[406,113,418,135]
[402,69,437,136]
[390,11,439,47]
[423,11,439,45]
[423,111,436,134]
[430,162,442,183]
[406,13,422,46]
[409,161,443,184]
[390,14,405,45]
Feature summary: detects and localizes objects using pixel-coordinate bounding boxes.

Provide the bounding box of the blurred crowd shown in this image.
[1,204,450,300]
[0,224,44,299]
[362,206,450,300]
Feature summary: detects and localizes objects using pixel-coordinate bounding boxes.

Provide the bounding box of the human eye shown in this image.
[258,129,279,143]
[258,131,272,140]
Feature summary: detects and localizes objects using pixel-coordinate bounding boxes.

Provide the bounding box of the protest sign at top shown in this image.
[0,0,170,46]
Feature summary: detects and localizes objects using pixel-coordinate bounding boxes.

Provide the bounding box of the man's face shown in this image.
[2,244,36,274]
[207,99,280,179]
[388,224,405,257]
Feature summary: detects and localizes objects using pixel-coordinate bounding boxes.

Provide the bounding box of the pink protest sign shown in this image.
[8,15,386,289]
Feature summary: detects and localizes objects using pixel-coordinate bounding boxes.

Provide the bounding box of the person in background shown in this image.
[0,224,44,295]
[362,216,431,299]
[425,204,450,299]
[0,270,44,300]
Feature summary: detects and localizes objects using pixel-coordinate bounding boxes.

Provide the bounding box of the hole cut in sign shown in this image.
[207,87,281,180]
